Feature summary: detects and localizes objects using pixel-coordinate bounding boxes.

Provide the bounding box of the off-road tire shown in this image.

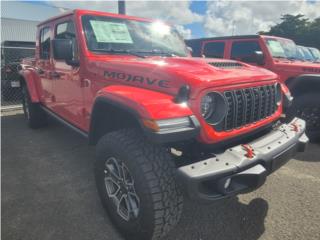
[22,85,47,129]
[287,93,320,142]
[95,129,183,240]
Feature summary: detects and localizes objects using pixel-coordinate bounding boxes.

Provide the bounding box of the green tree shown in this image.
[260,14,320,49]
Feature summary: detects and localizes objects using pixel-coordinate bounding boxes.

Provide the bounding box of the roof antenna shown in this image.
[118,0,126,14]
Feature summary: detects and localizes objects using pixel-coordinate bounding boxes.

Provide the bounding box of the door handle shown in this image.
[81,79,91,87]
[49,72,60,79]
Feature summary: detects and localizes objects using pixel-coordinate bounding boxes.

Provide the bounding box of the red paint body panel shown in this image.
[21,10,285,144]
[197,35,320,84]
[96,85,193,119]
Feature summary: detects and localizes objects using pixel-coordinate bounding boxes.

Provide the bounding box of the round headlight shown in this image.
[201,94,215,120]
[275,83,282,106]
[201,92,227,125]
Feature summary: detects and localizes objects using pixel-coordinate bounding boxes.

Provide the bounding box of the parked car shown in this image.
[19,11,308,240]
[297,45,316,62]
[307,47,320,62]
[186,35,320,140]
[1,41,35,101]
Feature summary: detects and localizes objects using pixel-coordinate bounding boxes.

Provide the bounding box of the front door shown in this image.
[51,19,85,129]
[37,25,55,108]
[230,40,263,66]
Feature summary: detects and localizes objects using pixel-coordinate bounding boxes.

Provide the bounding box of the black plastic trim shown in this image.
[286,74,320,96]
[40,106,88,138]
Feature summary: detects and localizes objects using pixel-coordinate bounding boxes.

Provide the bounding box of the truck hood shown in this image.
[88,56,278,98]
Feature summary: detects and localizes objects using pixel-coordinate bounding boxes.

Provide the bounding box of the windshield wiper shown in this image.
[91,48,146,58]
[133,49,177,57]
[91,48,179,58]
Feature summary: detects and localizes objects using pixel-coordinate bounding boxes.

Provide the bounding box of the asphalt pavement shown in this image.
[2,111,320,240]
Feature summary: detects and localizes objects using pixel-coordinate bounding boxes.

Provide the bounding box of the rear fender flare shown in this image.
[19,69,41,102]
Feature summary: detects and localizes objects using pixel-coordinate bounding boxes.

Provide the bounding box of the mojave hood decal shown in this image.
[104,70,171,88]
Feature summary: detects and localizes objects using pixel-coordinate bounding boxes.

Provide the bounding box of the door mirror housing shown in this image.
[239,51,265,65]
[52,39,79,66]
[253,51,265,65]
[254,51,264,65]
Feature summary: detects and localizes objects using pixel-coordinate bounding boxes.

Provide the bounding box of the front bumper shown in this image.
[177,118,308,202]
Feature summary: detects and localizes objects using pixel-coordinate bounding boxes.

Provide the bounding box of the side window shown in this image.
[203,42,225,58]
[55,21,78,60]
[40,27,51,59]
[231,41,261,62]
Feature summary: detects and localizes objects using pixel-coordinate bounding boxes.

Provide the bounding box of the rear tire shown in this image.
[287,93,320,142]
[21,85,47,129]
[95,129,183,240]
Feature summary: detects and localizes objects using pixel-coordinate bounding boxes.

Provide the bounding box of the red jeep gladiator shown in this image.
[20,10,308,240]
[186,35,320,140]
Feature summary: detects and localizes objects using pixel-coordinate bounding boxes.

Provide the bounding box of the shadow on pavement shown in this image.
[293,142,320,162]
[2,113,268,240]
[167,197,268,240]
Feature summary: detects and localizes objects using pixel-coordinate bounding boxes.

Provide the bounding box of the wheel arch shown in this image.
[88,97,143,145]
[19,69,41,102]
[286,74,320,97]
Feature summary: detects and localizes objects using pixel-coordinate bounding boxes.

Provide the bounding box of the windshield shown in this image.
[266,38,299,60]
[81,15,189,57]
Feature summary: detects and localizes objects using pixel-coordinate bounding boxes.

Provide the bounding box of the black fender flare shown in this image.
[88,96,143,145]
[286,74,320,97]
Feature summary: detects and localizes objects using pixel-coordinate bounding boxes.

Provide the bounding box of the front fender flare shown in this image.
[94,85,194,120]
[286,74,320,96]
[88,85,197,144]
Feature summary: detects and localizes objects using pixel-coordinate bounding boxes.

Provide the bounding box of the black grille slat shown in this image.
[216,84,278,132]
[224,92,234,130]
[253,88,261,122]
[232,91,239,128]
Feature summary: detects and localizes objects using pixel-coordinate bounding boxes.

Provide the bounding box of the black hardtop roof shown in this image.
[186,35,261,42]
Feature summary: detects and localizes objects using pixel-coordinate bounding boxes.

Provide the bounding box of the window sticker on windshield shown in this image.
[89,20,133,43]
[267,40,285,55]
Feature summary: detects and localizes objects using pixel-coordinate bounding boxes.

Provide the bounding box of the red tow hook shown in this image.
[290,122,299,132]
[242,144,255,159]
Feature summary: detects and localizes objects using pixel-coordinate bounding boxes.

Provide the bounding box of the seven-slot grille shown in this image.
[215,84,278,131]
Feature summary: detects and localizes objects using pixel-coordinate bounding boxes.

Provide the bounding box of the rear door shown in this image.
[201,41,227,59]
[51,18,85,129]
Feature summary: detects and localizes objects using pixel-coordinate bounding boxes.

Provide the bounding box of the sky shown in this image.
[2,0,320,39]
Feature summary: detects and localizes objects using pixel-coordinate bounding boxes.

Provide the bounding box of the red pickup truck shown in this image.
[20,10,308,240]
[186,35,320,141]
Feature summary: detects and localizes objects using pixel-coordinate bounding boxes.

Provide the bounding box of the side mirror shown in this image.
[52,39,79,66]
[240,51,264,65]
[253,51,264,65]
[187,46,193,53]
